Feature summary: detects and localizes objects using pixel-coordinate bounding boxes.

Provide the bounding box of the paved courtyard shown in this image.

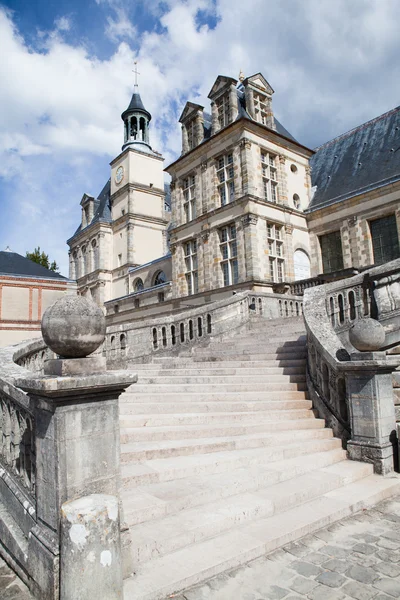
[172,495,400,600]
[0,557,31,600]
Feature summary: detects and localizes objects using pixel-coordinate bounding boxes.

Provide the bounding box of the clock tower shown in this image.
[109,76,169,298]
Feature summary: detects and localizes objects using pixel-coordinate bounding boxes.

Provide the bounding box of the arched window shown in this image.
[293,249,311,281]
[154,271,167,286]
[293,194,301,209]
[134,278,144,292]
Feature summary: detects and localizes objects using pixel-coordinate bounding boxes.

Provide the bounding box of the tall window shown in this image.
[185,240,198,295]
[220,224,238,286]
[134,278,144,292]
[183,175,196,223]
[370,215,400,265]
[254,93,268,125]
[216,93,230,128]
[267,222,285,283]
[217,153,234,206]
[154,271,167,286]
[320,231,344,273]
[261,151,278,203]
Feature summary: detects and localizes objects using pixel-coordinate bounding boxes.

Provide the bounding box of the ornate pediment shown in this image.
[179,102,204,123]
[80,193,95,207]
[244,73,274,96]
[207,75,237,100]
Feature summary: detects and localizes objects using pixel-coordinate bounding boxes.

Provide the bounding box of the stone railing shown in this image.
[106,290,304,366]
[304,258,400,475]
[0,297,135,600]
[288,276,324,296]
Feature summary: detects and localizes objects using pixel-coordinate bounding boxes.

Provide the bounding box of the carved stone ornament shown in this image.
[201,162,208,172]
[278,154,286,164]
[170,244,177,255]
[347,215,358,227]
[241,214,258,227]
[285,224,294,235]
[305,166,312,175]
[201,231,210,242]
[239,139,252,151]
[169,180,176,191]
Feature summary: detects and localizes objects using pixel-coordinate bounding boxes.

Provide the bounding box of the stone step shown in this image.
[121,409,314,443]
[131,366,306,375]
[120,390,308,404]
[122,448,347,527]
[208,337,306,349]
[151,358,307,367]
[135,374,306,385]
[127,382,307,394]
[123,473,400,600]
[192,349,307,358]
[119,407,313,428]
[128,461,372,567]
[120,427,333,463]
[119,399,311,414]
[121,438,342,486]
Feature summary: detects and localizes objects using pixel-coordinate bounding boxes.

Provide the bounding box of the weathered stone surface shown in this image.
[41,295,106,358]
[315,571,346,588]
[349,318,386,352]
[345,564,379,584]
[44,356,106,376]
[60,494,122,600]
[373,578,400,598]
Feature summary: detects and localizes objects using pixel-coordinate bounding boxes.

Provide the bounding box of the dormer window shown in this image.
[216,93,231,128]
[254,93,269,125]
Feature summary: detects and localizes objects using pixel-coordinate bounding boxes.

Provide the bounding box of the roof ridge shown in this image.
[314,104,400,151]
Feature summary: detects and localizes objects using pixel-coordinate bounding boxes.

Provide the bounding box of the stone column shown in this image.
[265,96,276,130]
[200,230,210,292]
[181,124,189,154]
[195,111,204,146]
[69,251,75,280]
[241,214,260,282]
[16,296,136,600]
[200,161,208,214]
[127,222,134,264]
[98,232,106,271]
[346,319,398,475]
[284,224,295,281]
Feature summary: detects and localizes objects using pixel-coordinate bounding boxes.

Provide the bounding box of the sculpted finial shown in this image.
[238,69,245,82]
[132,61,140,88]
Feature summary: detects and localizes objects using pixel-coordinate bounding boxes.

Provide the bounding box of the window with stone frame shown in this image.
[187,119,197,151]
[216,93,231,128]
[184,240,198,295]
[319,231,344,273]
[254,92,269,125]
[183,175,196,223]
[266,222,285,283]
[220,223,238,286]
[217,153,235,206]
[261,151,278,203]
[370,214,400,266]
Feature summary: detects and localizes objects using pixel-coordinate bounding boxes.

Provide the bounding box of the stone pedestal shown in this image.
[60,495,122,600]
[16,367,136,600]
[345,351,397,475]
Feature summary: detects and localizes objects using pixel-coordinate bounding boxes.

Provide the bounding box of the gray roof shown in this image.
[70,179,112,239]
[308,105,400,211]
[121,89,151,121]
[0,251,67,280]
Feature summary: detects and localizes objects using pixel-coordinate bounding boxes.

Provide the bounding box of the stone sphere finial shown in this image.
[41,295,106,358]
[349,318,385,352]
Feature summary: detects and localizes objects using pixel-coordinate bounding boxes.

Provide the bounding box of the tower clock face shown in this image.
[115,165,124,184]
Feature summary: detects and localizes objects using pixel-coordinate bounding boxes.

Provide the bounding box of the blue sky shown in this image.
[1,0,400,275]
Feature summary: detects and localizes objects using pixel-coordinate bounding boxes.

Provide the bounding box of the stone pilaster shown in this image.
[278,154,288,206]
[98,233,106,271]
[181,124,189,154]
[266,96,276,130]
[200,162,208,215]
[69,251,75,280]
[340,222,352,269]
[240,139,254,196]
[127,222,134,263]
[200,230,211,292]
[284,224,295,281]
[233,145,242,200]
[244,86,255,119]
[229,84,238,122]
[195,111,204,146]
[211,101,219,135]
[241,214,260,281]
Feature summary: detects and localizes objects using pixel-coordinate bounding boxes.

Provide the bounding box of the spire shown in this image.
[121,62,152,152]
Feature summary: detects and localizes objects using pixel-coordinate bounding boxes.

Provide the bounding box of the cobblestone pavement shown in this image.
[0,557,31,600]
[172,496,400,600]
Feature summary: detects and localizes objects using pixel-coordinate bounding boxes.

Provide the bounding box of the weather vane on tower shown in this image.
[133,61,140,88]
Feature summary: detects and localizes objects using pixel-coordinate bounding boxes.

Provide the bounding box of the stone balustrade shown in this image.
[304,258,400,475]
[106,290,304,366]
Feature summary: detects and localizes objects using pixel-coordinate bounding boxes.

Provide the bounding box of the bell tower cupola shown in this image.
[121,62,152,152]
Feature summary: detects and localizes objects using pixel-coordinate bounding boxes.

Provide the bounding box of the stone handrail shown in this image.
[304,259,400,474]
[105,289,304,365]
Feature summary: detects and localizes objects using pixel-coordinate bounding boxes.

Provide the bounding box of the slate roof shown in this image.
[308,105,400,212]
[70,179,112,240]
[121,89,151,120]
[0,251,67,280]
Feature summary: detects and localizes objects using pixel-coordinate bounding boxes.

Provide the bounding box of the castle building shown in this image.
[68,72,400,324]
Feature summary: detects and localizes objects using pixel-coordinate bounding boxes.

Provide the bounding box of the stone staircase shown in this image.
[121,317,400,600]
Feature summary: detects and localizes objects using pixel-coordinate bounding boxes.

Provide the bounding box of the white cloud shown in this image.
[1,0,400,273]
